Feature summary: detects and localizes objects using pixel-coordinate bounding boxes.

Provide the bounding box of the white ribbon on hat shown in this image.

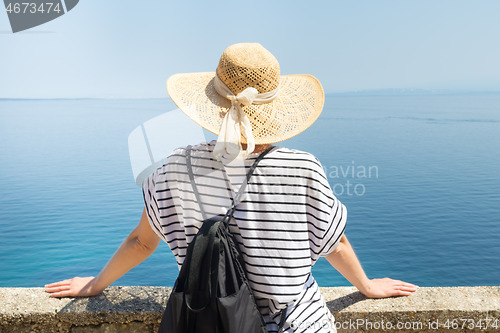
[212,74,281,161]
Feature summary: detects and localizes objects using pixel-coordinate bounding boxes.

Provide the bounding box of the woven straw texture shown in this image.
[216,42,281,94]
[166,43,325,144]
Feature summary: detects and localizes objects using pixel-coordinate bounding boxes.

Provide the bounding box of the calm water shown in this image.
[0,94,499,288]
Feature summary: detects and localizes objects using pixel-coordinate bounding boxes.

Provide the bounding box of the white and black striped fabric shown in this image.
[142,140,347,333]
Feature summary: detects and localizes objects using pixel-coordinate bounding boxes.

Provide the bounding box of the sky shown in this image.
[1,0,499,98]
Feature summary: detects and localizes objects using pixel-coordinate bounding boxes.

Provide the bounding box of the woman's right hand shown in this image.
[45,276,100,298]
[360,277,419,298]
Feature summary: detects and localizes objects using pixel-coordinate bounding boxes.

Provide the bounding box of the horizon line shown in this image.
[1,88,500,100]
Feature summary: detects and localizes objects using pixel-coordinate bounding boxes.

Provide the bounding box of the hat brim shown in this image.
[166,72,324,144]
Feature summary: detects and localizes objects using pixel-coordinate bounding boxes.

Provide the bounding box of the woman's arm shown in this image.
[326,234,418,298]
[45,208,160,298]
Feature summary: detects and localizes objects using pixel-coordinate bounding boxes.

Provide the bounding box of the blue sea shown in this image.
[0,93,499,288]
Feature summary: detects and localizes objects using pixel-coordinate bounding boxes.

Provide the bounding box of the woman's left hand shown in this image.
[361,277,419,298]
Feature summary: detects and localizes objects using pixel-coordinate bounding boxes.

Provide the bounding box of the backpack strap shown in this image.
[277,307,288,333]
[186,145,208,220]
[224,145,275,223]
[186,144,275,221]
[231,145,275,208]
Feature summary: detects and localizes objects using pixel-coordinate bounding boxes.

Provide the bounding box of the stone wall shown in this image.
[1,286,499,332]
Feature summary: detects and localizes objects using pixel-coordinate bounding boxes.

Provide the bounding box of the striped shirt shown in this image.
[142,140,347,333]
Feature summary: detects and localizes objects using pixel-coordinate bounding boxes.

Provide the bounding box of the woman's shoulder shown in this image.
[273,146,319,159]
[269,146,324,169]
[161,141,214,164]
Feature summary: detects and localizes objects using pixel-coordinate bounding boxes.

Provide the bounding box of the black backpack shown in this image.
[158,145,286,333]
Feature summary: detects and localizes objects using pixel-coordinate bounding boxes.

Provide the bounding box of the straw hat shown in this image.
[166,43,324,158]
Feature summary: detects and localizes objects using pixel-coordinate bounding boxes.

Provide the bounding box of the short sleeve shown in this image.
[142,170,168,242]
[305,154,347,262]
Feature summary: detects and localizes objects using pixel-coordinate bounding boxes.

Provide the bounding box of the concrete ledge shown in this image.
[1,286,499,332]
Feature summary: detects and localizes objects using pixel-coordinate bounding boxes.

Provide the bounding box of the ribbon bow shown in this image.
[212,74,280,161]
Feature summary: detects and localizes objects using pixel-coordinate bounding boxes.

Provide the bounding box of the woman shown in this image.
[45,43,418,332]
